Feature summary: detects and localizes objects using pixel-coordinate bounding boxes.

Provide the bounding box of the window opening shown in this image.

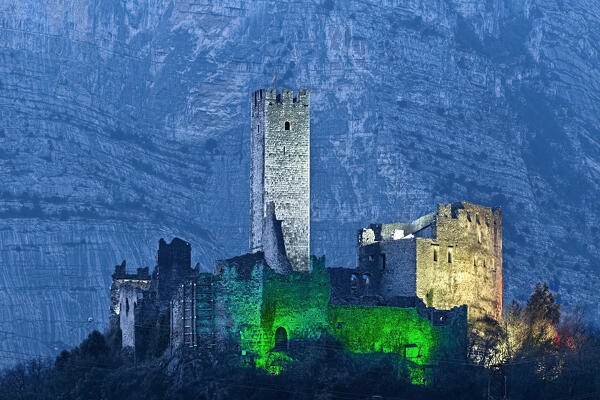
[362,274,370,286]
[433,248,438,262]
[380,253,386,270]
[351,274,358,293]
[447,250,452,263]
[285,121,290,130]
[405,344,419,359]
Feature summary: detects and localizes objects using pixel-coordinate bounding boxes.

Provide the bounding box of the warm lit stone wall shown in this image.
[416,202,502,321]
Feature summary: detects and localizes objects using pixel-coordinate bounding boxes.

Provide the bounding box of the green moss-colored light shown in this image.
[208,256,463,384]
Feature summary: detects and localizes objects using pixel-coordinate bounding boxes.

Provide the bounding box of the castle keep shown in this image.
[250,89,310,272]
[108,88,502,382]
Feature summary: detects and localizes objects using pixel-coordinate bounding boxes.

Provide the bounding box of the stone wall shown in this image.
[356,201,503,322]
[416,202,502,321]
[357,239,418,300]
[327,303,467,383]
[213,253,266,353]
[184,254,467,378]
[250,89,311,272]
[109,261,151,346]
[151,238,193,311]
[119,284,143,348]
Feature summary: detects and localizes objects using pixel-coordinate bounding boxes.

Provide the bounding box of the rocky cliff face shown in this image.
[0,0,598,365]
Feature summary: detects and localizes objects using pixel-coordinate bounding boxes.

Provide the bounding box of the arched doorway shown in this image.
[274,327,288,351]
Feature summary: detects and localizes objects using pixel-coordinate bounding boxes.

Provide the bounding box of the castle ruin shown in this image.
[331,202,503,321]
[108,88,502,382]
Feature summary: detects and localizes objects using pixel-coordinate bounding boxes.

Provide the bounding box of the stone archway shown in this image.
[274,327,288,351]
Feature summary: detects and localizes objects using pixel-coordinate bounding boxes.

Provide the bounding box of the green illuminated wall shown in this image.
[208,255,466,378]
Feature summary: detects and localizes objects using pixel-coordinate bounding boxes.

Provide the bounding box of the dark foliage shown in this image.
[1,284,599,399]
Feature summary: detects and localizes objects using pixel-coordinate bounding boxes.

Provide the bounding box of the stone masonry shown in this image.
[416,202,502,321]
[109,261,151,347]
[110,238,196,349]
[250,89,311,272]
[355,201,502,321]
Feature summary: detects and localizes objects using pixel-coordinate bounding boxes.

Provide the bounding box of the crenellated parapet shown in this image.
[109,260,151,333]
[112,260,151,282]
[253,88,310,106]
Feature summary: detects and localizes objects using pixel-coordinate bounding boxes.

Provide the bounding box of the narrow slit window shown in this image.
[283,146,286,155]
[433,248,438,262]
[362,274,370,286]
[285,121,290,130]
[350,274,358,293]
[447,250,452,263]
[381,253,386,270]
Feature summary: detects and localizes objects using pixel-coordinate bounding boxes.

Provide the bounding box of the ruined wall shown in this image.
[262,202,292,274]
[170,284,185,349]
[213,255,266,356]
[170,273,213,350]
[329,267,375,302]
[119,284,143,348]
[327,304,467,383]
[250,89,311,272]
[261,257,330,348]
[416,202,502,321]
[109,261,151,329]
[357,239,418,300]
[152,238,192,311]
[203,254,466,378]
[109,261,151,349]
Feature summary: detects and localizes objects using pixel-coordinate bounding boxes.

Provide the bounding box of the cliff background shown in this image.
[0,0,598,365]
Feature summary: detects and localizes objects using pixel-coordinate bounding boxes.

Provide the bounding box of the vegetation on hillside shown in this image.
[1,283,598,400]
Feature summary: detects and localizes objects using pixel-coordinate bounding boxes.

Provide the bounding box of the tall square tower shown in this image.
[250,89,310,272]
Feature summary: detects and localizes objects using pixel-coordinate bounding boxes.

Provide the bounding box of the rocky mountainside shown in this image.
[0,0,599,365]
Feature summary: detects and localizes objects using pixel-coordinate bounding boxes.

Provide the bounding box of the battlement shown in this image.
[111,260,151,282]
[253,88,310,106]
[436,201,501,223]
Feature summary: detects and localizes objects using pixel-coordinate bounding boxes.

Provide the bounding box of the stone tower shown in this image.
[250,88,310,272]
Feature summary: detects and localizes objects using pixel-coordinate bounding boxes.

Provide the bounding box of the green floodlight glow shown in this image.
[209,256,465,383]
